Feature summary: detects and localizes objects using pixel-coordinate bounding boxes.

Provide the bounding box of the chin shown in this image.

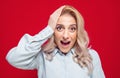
[60,49,71,53]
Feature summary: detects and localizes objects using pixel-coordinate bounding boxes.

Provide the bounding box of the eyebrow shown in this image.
[70,24,77,27]
[56,24,77,27]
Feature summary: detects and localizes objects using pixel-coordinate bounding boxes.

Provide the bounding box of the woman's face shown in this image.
[54,14,77,54]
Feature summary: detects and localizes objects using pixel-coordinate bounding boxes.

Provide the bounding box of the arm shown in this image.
[89,49,105,78]
[6,26,53,69]
[6,5,65,70]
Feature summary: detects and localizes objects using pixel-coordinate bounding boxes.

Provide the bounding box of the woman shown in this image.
[6,5,105,78]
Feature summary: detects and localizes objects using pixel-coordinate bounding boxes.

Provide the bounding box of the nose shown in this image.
[63,30,69,40]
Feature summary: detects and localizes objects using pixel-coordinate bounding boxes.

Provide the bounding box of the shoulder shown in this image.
[88,48,103,67]
[88,49,99,58]
[88,49,101,64]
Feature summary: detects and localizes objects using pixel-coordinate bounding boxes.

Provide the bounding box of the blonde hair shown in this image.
[42,5,93,74]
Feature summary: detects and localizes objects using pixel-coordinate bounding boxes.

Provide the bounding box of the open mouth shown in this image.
[60,41,71,46]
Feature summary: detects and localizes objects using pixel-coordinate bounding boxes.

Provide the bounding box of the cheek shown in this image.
[54,32,62,41]
[70,33,77,45]
[71,33,77,40]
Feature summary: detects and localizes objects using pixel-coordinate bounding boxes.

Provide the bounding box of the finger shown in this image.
[54,5,65,14]
[51,5,65,17]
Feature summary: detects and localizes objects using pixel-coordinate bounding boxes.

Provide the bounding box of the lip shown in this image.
[60,40,71,47]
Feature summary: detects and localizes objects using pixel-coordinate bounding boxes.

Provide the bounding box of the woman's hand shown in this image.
[48,5,65,30]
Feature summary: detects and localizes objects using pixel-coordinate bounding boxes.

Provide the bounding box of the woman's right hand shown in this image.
[48,5,65,30]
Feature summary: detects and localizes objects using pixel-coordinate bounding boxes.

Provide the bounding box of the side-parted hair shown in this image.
[42,5,93,74]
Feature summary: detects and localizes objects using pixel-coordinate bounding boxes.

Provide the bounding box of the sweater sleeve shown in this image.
[6,26,54,70]
[89,49,105,78]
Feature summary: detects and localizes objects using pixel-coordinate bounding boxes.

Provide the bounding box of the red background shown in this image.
[1,0,120,78]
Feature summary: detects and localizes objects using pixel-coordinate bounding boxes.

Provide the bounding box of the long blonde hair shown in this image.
[42,5,93,74]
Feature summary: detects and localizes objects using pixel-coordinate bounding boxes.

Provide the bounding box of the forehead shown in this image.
[57,14,76,24]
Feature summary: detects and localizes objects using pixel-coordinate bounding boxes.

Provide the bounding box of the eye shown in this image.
[69,27,77,32]
[56,24,64,32]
